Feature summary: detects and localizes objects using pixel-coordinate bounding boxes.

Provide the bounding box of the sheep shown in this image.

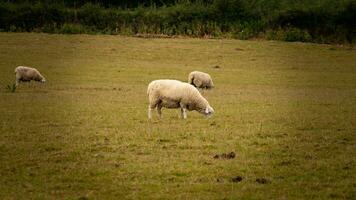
[188,71,214,89]
[15,66,46,86]
[147,79,214,119]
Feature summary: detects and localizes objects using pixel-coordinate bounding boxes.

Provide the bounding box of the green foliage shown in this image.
[267,28,312,42]
[282,28,312,42]
[6,84,16,93]
[57,23,87,34]
[0,0,354,43]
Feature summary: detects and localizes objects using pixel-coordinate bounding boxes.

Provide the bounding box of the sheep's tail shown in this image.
[188,73,194,84]
[147,81,154,95]
[14,66,21,74]
[188,73,198,88]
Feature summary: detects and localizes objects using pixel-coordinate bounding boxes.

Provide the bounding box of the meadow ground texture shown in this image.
[0,33,355,199]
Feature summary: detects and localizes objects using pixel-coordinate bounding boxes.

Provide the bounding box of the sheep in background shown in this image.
[147,79,214,119]
[15,66,46,86]
[188,71,214,89]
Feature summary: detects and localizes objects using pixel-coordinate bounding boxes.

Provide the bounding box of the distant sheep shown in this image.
[147,79,214,119]
[15,66,46,86]
[188,71,214,89]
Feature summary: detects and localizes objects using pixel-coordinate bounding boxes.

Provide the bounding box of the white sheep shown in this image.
[188,71,214,89]
[15,66,46,86]
[147,79,214,119]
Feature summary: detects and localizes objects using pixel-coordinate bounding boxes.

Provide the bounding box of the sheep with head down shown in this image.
[188,71,214,90]
[147,79,214,119]
[14,66,46,86]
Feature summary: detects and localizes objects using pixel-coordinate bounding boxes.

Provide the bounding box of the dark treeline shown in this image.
[0,0,182,8]
[0,0,355,44]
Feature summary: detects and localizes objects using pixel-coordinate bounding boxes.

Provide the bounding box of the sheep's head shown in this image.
[35,74,46,83]
[38,75,46,83]
[207,80,214,89]
[204,106,214,117]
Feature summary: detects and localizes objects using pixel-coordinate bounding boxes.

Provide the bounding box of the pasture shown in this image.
[0,33,355,199]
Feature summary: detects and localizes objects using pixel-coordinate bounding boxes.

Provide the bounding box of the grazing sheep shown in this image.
[188,71,214,89]
[147,79,214,119]
[15,66,46,86]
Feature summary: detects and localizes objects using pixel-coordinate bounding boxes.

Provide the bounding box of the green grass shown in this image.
[0,33,355,199]
[5,83,17,93]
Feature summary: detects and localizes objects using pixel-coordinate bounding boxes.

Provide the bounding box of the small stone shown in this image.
[256,178,269,184]
[231,176,243,183]
[214,151,236,159]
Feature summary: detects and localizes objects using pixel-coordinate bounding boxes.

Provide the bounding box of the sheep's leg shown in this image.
[148,105,152,119]
[148,105,155,119]
[157,103,162,118]
[180,108,187,119]
[15,74,20,86]
[148,96,160,119]
[180,104,187,119]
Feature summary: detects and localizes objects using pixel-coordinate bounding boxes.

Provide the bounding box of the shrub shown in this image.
[266,28,312,42]
[57,23,87,34]
[282,27,312,42]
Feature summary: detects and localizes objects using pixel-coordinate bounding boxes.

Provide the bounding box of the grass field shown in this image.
[0,33,355,199]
